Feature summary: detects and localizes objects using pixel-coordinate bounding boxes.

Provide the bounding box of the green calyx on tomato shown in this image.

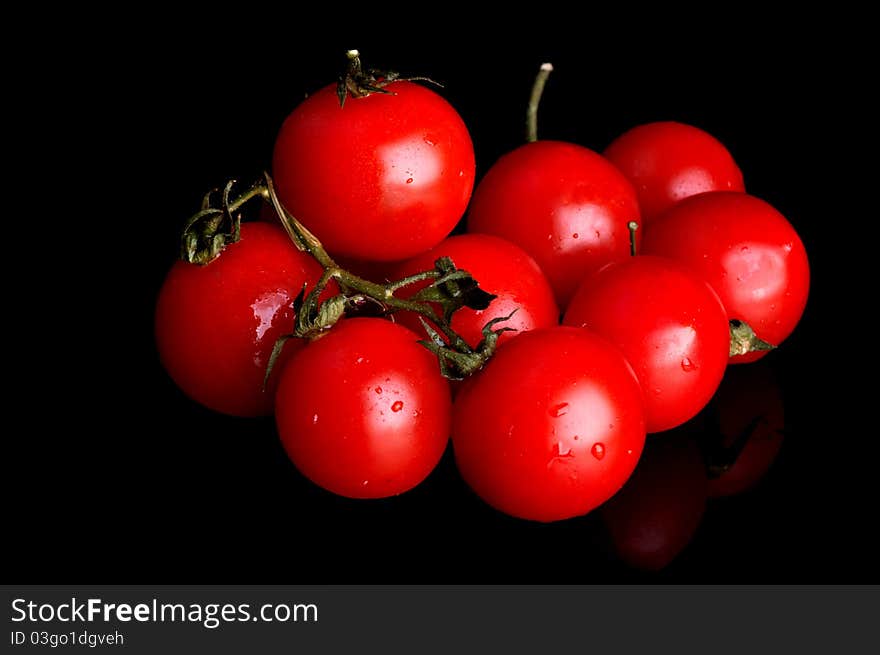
[728,319,776,357]
[335,49,442,107]
[180,179,268,265]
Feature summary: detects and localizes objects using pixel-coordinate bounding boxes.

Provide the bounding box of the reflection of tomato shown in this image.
[564,255,729,433]
[603,121,745,222]
[275,318,451,499]
[155,223,323,417]
[272,81,475,261]
[390,234,559,349]
[706,362,784,497]
[642,191,810,363]
[452,327,646,522]
[467,141,640,308]
[601,433,707,571]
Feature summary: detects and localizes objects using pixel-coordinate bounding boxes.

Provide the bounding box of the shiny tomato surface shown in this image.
[273,81,475,262]
[642,192,809,363]
[604,121,745,221]
[275,319,451,499]
[155,222,323,417]
[564,256,730,432]
[467,140,640,308]
[452,327,646,522]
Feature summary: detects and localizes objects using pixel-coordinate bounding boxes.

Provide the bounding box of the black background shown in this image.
[7,12,874,582]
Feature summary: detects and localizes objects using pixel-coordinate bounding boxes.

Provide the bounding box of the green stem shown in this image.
[383,270,442,293]
[264,173,336,270]
[628,221,639,257]
[264,175,475,353]
[228,180,268,214]
[526,63,554,143]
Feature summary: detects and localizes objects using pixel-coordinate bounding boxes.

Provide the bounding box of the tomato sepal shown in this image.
[336,49,442,107]
[729,319,776,358]
[180,179,267,265]
[417,311,517,380]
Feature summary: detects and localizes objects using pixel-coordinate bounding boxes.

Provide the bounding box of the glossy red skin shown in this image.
[389,234,559,349]
[707,362,784,497]
[272,81,475,262]
[601,434,708,571]
[604,121,745,222]
[564,256,729,433]
[155,223,324,417]
[467,141,641,308]
[275,319,451,499]
[452,327,646,522]
[641,192,810,363]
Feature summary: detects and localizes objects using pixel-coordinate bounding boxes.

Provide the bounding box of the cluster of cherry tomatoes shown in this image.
[155,53,809,542]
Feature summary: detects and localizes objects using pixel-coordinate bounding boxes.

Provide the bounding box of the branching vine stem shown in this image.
[180,170,506,382]
[265,169,476,352]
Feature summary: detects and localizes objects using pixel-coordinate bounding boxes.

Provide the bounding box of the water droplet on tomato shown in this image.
[356,357,364,364]
[375,386,382,394]
[573,435,580,441]
[362,480,369,486]
[391,401,404,412]
[572,233,579,239]
[681,357,697,372]
[549,402,569,417]
[554,441,574,458]
[591,443,606,460]
[406,177,414,184]
[740,246,750,253]
[424,137,436,146]
[312,414,319,425]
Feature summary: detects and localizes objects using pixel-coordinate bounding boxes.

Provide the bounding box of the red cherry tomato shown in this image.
[155,223,324,417]
[601,433,708,571]
[467,141,641,308]
[641,191,810,363]
[564,256,730,433]
[452,327,646,522]
[390,234,559,349]
[706,362,784,497]
[272,81,475,262]
[275,318,451,499]
[603,121,745,222]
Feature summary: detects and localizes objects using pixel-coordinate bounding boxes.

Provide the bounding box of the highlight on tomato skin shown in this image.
[600,432,708,572]
[603,121,745,223]
[563,255,730,433]
[274,318,452,500]
[451,326,647,523]
[155,222,325,417]
[272,80,476,263]
[389,233,559,349]
[466,140,641,309]
[641,191,810,363]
